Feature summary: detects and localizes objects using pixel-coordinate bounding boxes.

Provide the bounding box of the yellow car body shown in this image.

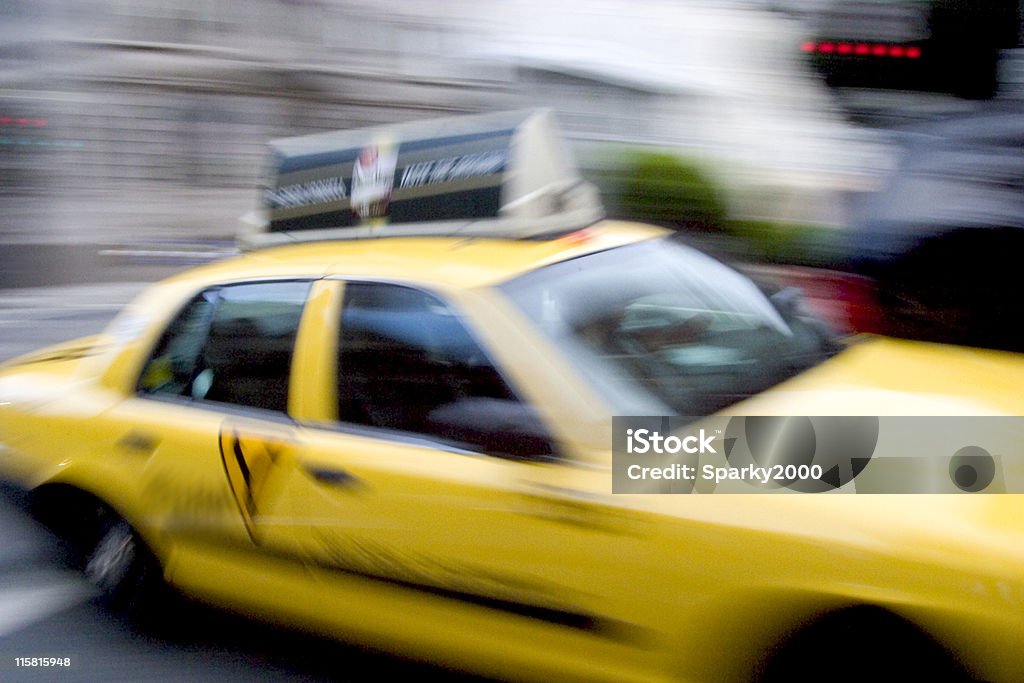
[2,221,1024,682]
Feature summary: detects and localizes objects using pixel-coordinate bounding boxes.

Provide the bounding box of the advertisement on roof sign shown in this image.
[351,139,399,223]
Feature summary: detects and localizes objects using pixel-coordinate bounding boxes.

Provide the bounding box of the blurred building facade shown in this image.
[1,0,896,245]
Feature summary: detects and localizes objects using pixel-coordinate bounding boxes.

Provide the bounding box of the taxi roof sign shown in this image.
[238,109,604,249]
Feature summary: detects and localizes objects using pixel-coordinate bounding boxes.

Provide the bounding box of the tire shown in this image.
[85,519,139,596]
[80,511,166,620]
[30,487,169,620]
[759,608,971,683]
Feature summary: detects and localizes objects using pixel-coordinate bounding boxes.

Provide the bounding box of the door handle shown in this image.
[302,464,361,488]
[117,430,160,456]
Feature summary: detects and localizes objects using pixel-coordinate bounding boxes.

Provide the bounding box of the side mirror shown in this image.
[770,286,806,318]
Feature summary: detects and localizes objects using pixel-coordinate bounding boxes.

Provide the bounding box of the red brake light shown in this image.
[804,41,920,59]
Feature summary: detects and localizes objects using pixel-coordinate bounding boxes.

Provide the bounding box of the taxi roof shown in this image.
[174,221,667,290]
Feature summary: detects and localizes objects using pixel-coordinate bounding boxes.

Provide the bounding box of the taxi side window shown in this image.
[336,282,554,458]
[138,281,310,413]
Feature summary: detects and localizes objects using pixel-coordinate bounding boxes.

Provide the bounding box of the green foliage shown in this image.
[728,219,844,268]
[605,151,728,232]
[579,146,845,267]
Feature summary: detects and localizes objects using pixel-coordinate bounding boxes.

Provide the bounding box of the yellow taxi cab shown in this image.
[2,111,1024,682]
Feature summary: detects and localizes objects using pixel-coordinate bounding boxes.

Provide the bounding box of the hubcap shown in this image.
[84,521,135,593]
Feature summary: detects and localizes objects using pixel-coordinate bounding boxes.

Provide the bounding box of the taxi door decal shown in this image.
[218,426,286,543]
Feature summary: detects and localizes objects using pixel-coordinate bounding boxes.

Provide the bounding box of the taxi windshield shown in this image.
[499,237,838,416]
